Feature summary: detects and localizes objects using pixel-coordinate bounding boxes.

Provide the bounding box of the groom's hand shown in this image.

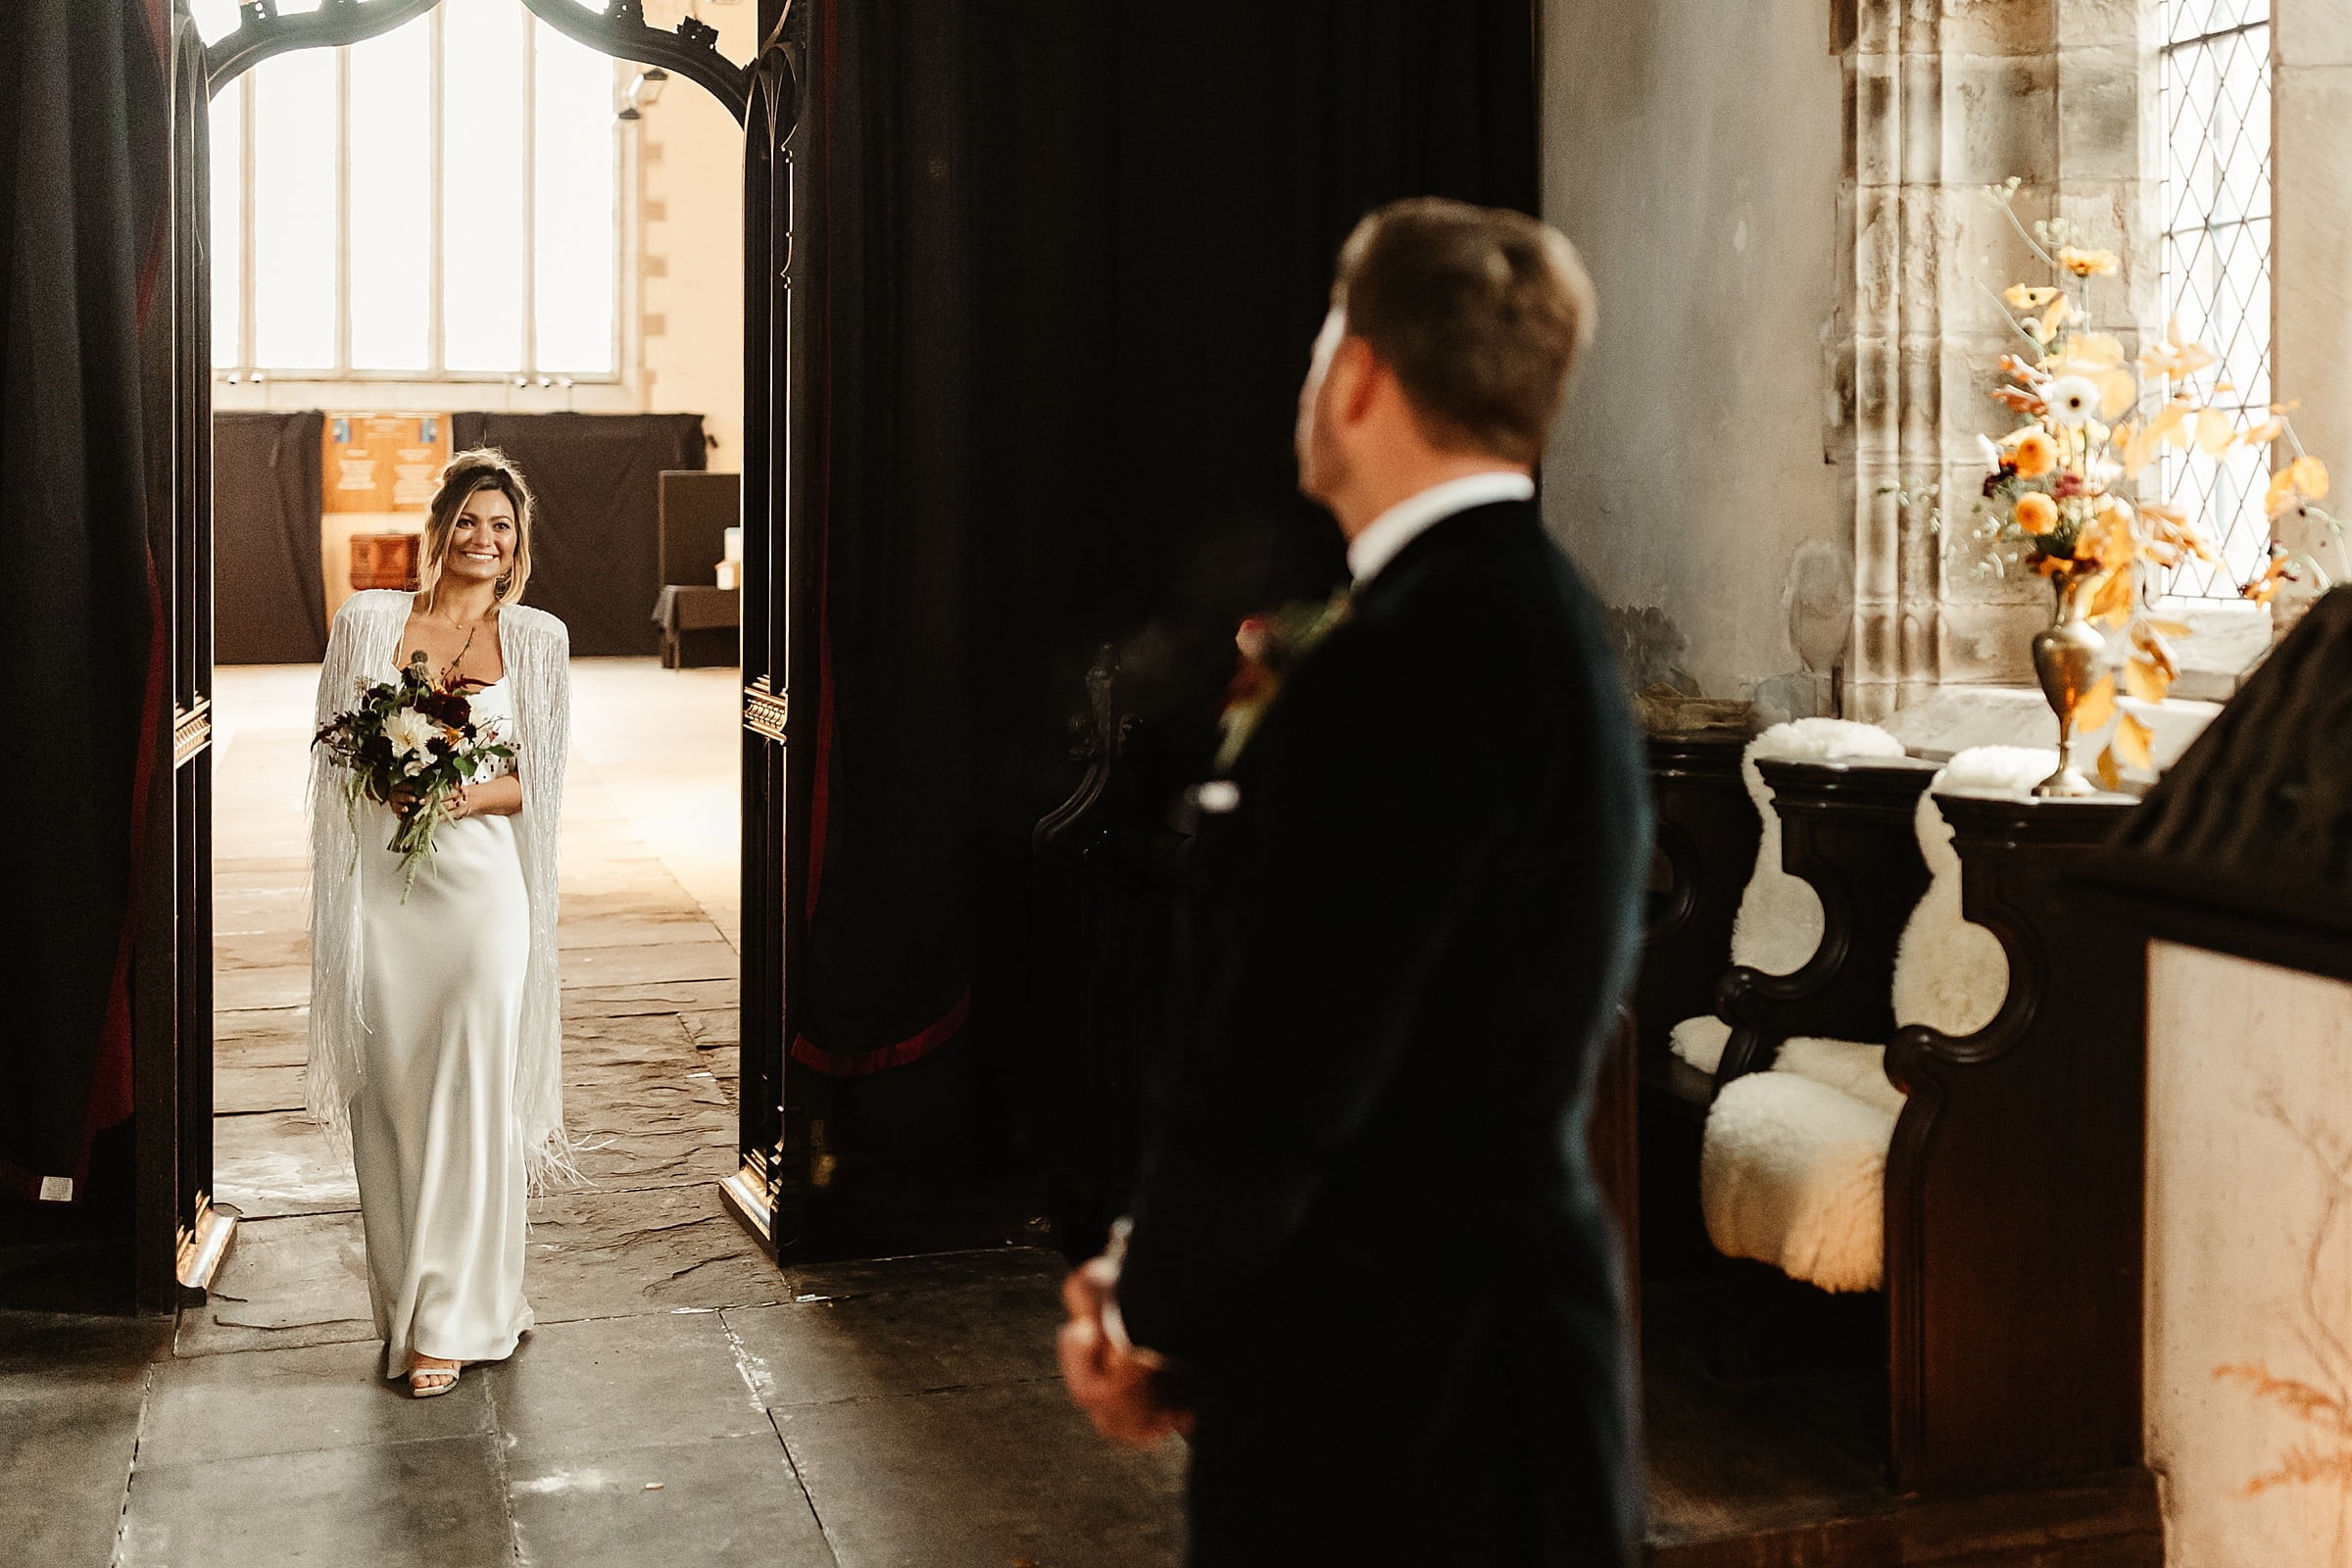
[1058,1256,1193,1446]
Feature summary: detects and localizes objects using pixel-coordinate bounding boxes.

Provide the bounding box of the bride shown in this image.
[307,448,572,1396]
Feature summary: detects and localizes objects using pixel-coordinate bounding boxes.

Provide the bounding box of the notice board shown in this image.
[322,413,450,513]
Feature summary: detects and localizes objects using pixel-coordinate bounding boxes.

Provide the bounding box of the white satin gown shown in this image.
[351,676,534,1375]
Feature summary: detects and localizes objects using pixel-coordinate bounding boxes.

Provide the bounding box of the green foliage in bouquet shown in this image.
[314,652,514,898]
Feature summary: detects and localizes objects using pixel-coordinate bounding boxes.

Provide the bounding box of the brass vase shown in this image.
[2030,574,2105,798]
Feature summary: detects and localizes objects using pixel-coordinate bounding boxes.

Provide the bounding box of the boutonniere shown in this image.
[1215,588,1350,771]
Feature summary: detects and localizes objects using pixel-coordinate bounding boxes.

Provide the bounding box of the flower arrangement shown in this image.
[1973,177,2340,789]
[314,651,513,896]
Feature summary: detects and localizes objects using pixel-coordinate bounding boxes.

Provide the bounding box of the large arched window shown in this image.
[2159,0,2273,598]
[193,0,621,380]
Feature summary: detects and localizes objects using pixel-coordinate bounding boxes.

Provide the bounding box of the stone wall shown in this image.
[1538,0,2156,719]
[637,0,753,472]
[1538,0,1848,721]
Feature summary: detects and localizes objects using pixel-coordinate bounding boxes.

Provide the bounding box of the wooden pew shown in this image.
[1713,756,1941,1090]
[1637,731,1759,1106]
[1647,784,2158,1563]
[1884,791,2144,1494]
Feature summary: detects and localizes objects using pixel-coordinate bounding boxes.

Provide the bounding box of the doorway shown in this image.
[139,0,806,1312]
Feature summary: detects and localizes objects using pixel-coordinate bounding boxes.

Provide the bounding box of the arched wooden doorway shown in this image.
[139,0,808,1308]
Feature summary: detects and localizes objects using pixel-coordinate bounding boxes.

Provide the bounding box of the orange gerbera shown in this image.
[2014,492,2058,534]
[2008,429,2058,478]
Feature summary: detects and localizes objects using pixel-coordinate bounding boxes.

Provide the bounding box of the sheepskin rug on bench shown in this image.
[1666,717,1910,1082]
[1697,745,2053,1293]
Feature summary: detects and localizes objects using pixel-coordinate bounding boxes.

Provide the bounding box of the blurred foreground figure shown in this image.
[1060,198,1652,1566]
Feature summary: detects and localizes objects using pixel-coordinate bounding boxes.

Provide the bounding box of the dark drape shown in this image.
[0,0,171,1198]
[797,1,1539,1152]
[451,412,706,657]
[213,411,325,665]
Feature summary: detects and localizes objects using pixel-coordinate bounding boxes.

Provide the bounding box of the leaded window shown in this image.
[2158,0,2273,598]
[191,0,622,380]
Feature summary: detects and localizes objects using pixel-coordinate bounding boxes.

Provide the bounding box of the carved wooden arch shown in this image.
[201,0,756,121]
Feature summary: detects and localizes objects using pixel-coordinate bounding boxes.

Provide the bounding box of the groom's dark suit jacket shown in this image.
[1117,498,1650,1567]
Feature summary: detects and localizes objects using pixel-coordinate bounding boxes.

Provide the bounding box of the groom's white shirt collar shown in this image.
[1345,470,1536,589]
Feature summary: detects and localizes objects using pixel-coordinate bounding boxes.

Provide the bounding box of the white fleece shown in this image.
[1668,719,1907,1079]
[1697,744,2055,1292]
[1701,1070,1894,1295]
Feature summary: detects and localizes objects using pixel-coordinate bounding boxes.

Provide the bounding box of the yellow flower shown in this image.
[2014,492,2058,534]
[2138,317,2217,380]
[2005,284,2062,311]
[2265,456,2332,519]
[2056,246,2121,277]
[2007,428,2058,478]
[2085,496,2138,570]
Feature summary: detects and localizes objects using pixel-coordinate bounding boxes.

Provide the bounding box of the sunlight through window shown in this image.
[250,46,338,370]
[2159,0,2273,599]
[348,22,433,371]
[208,74,243,368]
[533,24,619,375]
[207,2,621,380]
[441,0,529,372]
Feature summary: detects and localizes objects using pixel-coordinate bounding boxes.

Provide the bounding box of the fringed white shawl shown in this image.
[306,589,575,1191]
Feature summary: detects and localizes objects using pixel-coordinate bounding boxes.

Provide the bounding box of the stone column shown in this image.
[1838,1,2157,719]
[1842,3,2048,717]
[2274,0,2352,588]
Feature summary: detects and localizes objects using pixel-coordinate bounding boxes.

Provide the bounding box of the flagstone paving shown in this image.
[0,659,1184,1568]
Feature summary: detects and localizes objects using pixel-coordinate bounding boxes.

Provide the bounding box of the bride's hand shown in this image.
[387,782,464,819]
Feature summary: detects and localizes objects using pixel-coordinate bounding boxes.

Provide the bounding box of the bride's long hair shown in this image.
[417,447,538,609]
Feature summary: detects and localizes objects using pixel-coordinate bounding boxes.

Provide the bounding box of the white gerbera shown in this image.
[384,708,438,760]
[2043,375,2099,427]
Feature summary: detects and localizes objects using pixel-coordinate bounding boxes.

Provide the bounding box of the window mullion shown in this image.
[521,10,538,381]
[429,4,446,378]
[240,72,257,370]
[336,44,353,379]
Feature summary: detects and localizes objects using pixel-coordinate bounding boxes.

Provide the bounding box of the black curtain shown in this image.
[0,0,171,1200]
[213,411,325,665]
[452,412,706,657]
[796,1,1539,1156]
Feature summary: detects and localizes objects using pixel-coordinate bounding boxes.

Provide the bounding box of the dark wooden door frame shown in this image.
[140,0,804,1309]
[719,7,806,1256]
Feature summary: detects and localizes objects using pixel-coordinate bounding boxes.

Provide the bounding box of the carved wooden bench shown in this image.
[1636,731,1759,1106]
[1705,786,2146,1499]
[1882,791,2144,1493]
[1712,756,1942,1091]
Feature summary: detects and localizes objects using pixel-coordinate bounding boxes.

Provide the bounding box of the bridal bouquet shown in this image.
[314,652,512,896]
[1972,177,2340,788]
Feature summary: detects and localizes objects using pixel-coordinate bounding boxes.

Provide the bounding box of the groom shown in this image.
[1058,198,1650,1564]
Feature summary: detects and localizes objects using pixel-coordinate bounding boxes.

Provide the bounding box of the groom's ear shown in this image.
[1331,336,1385,427]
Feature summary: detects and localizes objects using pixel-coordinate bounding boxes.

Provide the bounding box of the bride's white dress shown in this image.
[351,676,534,1374]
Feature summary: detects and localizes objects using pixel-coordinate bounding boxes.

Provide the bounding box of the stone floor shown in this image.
[1,659,1185,1568]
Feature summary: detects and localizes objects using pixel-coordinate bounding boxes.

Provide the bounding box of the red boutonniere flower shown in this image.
[1214,589,1350,771]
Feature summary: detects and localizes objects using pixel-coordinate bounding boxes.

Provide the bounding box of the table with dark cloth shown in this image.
[651,584,740,668]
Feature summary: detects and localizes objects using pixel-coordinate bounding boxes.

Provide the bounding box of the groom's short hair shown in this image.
[1333,198,1595,466]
